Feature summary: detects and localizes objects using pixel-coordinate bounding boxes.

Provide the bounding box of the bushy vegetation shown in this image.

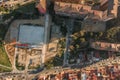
[69,30,103,57]
[0,7,6,12]
[0,42,11,67]
[0,67,12,73]
[45,38,66,69]
[16,55,25,70]
[0,24,9,40]
[2,1,38,21]
[104,27,120,43]
[15,2,35,13]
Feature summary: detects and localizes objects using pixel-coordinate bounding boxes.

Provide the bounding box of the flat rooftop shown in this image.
[18,24,44,45]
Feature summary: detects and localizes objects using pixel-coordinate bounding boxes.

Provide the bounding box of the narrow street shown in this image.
[63,18,74,66]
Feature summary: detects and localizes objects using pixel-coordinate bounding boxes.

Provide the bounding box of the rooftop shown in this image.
[54,0,119,21]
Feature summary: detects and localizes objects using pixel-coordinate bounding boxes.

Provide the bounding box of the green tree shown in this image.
[105,27,120,42]
[0,7,5,12]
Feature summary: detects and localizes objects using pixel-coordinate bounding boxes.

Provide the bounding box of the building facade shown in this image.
[54,0,120,32]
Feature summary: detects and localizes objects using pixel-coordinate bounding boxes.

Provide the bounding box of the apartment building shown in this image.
[54,0,120,32]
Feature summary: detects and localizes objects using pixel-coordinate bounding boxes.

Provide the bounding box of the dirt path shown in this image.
[0,64,12,69]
